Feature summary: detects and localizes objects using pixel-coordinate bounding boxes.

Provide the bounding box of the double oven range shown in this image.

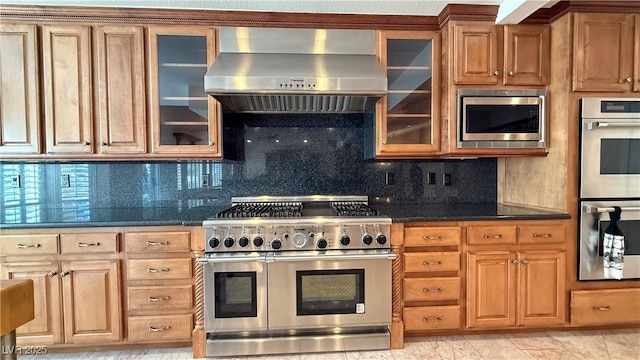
[199,196,395,357]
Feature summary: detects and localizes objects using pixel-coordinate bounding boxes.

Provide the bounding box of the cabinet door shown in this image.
[573,13,634,92]
[376,30,440,156]
[635,15,640,92]
[467,252,516,328]
[0,263,63,345]
[453,23,499,84]
[42,25,93,154]
[0,24,41,155]
[503,25,549,86]
[518,251,566,326]
[60,260,121,343]
[148,27,220,156]
[94,26,146,154]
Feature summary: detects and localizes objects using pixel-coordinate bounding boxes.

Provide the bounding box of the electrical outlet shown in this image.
[385,172,395,185]
[61,174,71,188]
[427,172,436,185]
[11,175,21,188]
[443,173,452,186]
[202,173,211,187]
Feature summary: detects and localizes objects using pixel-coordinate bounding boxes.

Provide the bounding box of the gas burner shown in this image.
[331,202,379,217]
[217,202,302,218]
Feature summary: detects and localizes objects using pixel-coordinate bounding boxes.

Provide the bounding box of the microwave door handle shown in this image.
[584,205,640,213]
[587,121,640,130]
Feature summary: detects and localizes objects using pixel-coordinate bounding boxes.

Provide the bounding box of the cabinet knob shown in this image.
[47,271,57,278]
[382,140,387,145]
[83,141,90,146]
[209,141,214,146]
[625,77,632,83]
[511,259,519,265]
[101,141,107,146]
[60,271,70,278]
[508,71,514,76]
[493,70,499,76]
[521,259,529,265]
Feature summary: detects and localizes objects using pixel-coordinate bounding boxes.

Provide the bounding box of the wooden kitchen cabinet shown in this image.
[453,22,549,86]
[374,30,441,157]
[147,26,221,157]
[572,13,638,92]
[0,23,41,155]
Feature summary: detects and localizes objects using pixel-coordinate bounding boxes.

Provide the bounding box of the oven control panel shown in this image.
[204,223,391,252]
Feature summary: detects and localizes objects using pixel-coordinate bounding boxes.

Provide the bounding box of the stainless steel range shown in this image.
[198,196,395,357]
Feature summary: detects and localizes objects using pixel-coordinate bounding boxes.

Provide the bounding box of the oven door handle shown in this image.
[270,253,397,262]
[196,257,266,264]
[587,121,640,130]
[584,205,640,213]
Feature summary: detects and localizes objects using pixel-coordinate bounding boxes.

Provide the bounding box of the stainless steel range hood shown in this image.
[204,27,387,113]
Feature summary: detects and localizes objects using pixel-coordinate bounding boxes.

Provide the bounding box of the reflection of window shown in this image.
[176,161,222,209]
[1,164,43,223]
[60,164,90,221]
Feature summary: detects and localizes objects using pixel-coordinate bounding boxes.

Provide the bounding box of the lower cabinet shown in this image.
[571,289,640,325]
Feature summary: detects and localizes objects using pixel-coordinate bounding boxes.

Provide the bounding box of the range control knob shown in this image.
[376,234,387,245]
[208,237,220,248]
[271,239,282,250]
[223,237,235,248]
[316,238,328,249]
[253,236,264,247]
[238,236,249,247]
[362,234,373,245]
[339,235,351,246]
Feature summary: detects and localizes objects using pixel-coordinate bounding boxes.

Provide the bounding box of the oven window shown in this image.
[598,220,640,256]
[466,104,539,133]
[214,272,257,318]
[296,269,364,316]
[599,139,640,174]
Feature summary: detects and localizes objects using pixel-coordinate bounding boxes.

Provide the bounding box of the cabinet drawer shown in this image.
[404,306,461,330]
[0,234,59,255]
[127,258,192,280]
[404,277,461,302]
[125,231,191,253]
[128,285,193,311]
[128,314,193,342]
[60,233,119,254]
[467,226,517,245]
[571,289,640,326]
[405,227,461,247]
[404,252,460,273]
[518,225,564,244]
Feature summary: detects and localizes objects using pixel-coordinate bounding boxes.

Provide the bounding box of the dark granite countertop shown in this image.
[0,202,569,229]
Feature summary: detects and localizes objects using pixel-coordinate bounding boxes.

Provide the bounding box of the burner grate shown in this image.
[331,202,379,217]
[217,202,302,218]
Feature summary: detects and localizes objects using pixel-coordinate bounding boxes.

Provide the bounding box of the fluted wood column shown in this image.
[192,250,206,358]
[390,223,404,349]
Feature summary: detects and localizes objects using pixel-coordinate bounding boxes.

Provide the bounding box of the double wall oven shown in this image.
[579,98,640,280]
[199,196,395,357]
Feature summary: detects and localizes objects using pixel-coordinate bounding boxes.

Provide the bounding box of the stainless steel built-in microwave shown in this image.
[457,89,546,149]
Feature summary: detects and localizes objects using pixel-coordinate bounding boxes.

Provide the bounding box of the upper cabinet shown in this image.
[453,22,549,86]
[147,27,221,157]
[573,13,640,92]
[0,23,40,155]
[375,30,441,158]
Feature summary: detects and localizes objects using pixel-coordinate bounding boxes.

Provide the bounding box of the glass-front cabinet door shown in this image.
[148,27,221,156]
[376,31,440,157]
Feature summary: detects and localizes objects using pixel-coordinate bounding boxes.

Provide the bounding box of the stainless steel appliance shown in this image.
[457,89,546,149]
[199,196,395,357]
[204,27,387,113]
[578,98,640,280]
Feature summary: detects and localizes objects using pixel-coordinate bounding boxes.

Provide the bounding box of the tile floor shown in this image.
[22,328,640,359]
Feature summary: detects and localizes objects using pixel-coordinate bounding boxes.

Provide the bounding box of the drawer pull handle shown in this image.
[16,243,41,249]
[77,242,100,247]
[148,296,171,302]
[148,326,171,332]
[423,287,442,293]
[483,234,503,239]
[592,305,612,311]
[423,316,442,322]
[422,260,443,266]
[533,233,552,238]
[146,241,169,246]
[147,268,170,273]
[423,235,442,240]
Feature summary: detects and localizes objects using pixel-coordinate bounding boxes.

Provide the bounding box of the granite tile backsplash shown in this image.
[1,113,496,223]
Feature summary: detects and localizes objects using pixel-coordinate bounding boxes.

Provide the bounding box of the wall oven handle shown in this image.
[587,121,640,130]
[197,257,266,264]
[583,205,640,213]
[271,253,397,262]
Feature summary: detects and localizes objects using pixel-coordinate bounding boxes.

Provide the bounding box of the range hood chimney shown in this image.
[204,27,387,113]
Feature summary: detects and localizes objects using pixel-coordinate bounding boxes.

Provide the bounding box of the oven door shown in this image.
[266,250,396,330]
[579,200,640,280]
[580,118,640,199]
[200,253,268,332]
